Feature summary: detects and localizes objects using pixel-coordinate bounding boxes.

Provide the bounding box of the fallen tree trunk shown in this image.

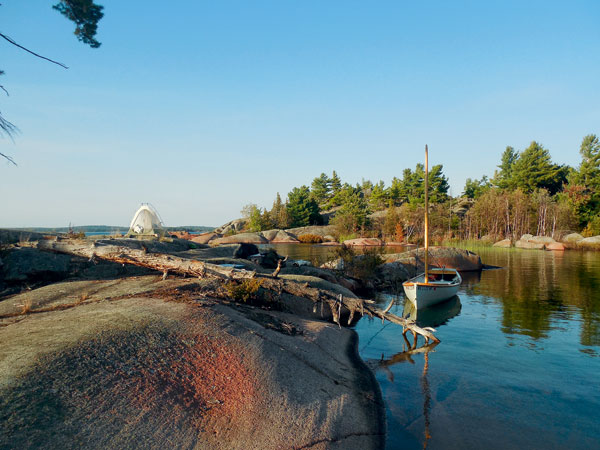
[33,239,439,343]
[35,239,254,280]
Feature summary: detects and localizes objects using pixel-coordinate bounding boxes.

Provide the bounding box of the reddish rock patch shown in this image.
[169,231,192,240]
[191,232,220,244]
[123,332,258,431]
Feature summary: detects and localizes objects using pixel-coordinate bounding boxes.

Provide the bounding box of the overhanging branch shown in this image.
[0,151,16,166]
[0,32,69,69]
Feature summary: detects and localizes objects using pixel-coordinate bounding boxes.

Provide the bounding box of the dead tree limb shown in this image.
[35,239,253,280]
[34,239,439,343]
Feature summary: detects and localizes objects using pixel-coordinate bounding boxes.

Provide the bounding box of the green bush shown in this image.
[224,279,263,303]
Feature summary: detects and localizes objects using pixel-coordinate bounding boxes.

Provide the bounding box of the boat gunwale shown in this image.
[403,280,461,288]
[403,267,461,287]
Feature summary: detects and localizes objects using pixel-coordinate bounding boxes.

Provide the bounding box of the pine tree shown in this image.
[494,146,518,189]
[512,141,567,194]
[574,134,600,190]
[331,186,369,236]
[270,192,290,229]
[369,181,387,210]
[568,134,600,226]
[241,204,271,232]
[286,186,321,227]
[428,164,450,203]
[463,175,491,199]
[310,173,331,205]
[330,171,342,196]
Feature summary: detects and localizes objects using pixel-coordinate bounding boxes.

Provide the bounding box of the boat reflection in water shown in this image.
[403,295,462,328]
[369,296,461,449]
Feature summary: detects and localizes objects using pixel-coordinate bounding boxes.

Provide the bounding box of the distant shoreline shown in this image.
[6,225,215,234]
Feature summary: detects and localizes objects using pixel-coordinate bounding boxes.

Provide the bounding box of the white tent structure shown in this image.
[126,204,166,237]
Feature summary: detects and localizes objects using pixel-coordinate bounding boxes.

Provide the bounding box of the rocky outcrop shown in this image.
[343,238,383,246]
[515,234,556,250]
[286,225,337,238]
[213,219,247,235]
[190,232,220,244]
[452,197,475,217]
[0,278,384,449]
[194,224,339,246]
[493,239,512,248]
[0,229,49,245]
[383,247,483,272]
[375,261,414,290]
[562,233,584,244]
[0,245,157,297]
[578,236,600,248]
[515,240,545,249]
[529,236,556,245]
[546,242,566,251]
[210,233,269,245]
[267,230,300,243]
[356,247,481,290]
[169,231,192,240]
[480,234,497,244]
[260,229,279,241]
[0,247,71,282]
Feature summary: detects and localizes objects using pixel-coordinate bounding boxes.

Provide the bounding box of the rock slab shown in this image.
[493,239,512,248]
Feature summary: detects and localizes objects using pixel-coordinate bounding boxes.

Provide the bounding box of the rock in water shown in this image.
[493,239,512,248]
[578,236,600,248]
[546,242,565,251]
[211,233,268,245]
[562,233,584,244]
[515,235,556,250]
[342,238,383,246]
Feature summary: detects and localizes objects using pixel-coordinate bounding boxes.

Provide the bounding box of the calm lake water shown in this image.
[268,243,600,449]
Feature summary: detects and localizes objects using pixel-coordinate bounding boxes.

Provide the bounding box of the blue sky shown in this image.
[1,0,599,227]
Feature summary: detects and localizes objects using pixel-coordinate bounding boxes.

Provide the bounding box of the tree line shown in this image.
[461,136,600,240]
[241,134,599,243]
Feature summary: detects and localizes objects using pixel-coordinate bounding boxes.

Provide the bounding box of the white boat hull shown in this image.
[403,268,462,309]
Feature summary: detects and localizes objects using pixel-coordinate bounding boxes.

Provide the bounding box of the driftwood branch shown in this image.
[34,239,439,343]
[35,239,254,281]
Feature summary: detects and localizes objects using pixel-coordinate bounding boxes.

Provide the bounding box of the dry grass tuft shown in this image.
[19,298,32,315]
[76,292,89,304]
[297,234,324,244]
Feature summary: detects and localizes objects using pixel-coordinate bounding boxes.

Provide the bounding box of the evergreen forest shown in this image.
[241,135,600,243]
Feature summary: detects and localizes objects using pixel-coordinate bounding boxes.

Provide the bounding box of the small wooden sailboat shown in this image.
[403,145,462,309]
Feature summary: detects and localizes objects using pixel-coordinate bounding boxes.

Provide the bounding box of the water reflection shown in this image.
[369,340,439,450]
[268,243,600,349]
[355,246,600,449]
[464,247,600,347]
[403,296,462,328]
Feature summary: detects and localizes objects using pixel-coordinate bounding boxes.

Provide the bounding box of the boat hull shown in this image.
[403,282,460,309]
[403,268,462,309]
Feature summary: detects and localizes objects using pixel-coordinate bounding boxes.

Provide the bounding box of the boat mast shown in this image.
[424,145,429,282]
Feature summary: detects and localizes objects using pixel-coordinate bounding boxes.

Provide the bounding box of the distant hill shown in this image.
[11,225,214,234]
